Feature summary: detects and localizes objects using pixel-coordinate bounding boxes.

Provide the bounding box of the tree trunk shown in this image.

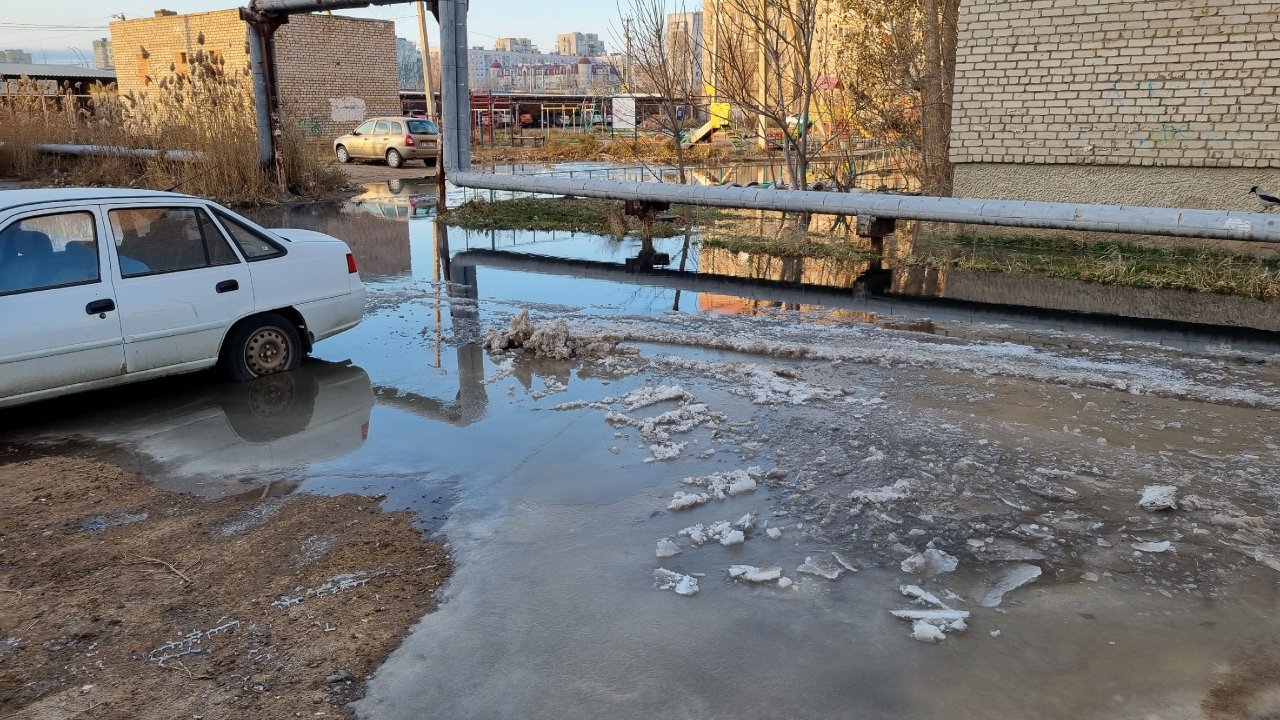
[919,0,955,196]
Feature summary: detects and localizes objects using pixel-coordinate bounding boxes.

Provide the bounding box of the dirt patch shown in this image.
[0,456,450,719]
[1204,645,1280,720]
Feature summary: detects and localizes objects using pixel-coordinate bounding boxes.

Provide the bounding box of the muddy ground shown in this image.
[0,456,450,720]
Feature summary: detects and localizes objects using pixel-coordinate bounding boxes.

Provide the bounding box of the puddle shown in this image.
[3,178,1279,719]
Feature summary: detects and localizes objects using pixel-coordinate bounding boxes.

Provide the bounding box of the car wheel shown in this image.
[336,145,351,163]
[222,313,303,382]
[386,148,403,169]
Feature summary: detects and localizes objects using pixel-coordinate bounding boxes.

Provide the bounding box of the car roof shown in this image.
[0,188,201,212]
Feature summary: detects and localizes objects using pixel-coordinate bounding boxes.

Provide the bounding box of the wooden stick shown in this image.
[126,556,192,584]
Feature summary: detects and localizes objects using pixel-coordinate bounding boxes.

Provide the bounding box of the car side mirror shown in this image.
[352,131,361,136]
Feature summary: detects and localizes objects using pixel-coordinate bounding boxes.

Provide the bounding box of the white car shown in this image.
[0,188,367,409]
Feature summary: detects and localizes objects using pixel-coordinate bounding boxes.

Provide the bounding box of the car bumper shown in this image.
[297,286,366,344]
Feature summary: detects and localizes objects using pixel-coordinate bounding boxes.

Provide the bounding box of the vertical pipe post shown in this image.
[246,22,274,168]
[439,0,471,172]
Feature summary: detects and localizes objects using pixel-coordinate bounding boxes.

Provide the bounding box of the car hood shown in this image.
[271,228,346,244]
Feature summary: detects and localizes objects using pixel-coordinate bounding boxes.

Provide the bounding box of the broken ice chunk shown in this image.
[832,552,860,572]
[719,530,745,546]
[654,568,699,596]
[1132,540,1172,553]
[656,539,682,558]
[1138,485,1178,512]
[646,442,687,463]
[727,565,783,583]
[900,584,949,609]
[901,549,959,576]
[668,491,710,511]
[911,620,947,643]
[796,555,844,580]
[766,527,782,540]
[777,576,794,589]
[890,609,970,623]
[727,476,757,496]
[733,513,757,531]
[978,563,1042,607]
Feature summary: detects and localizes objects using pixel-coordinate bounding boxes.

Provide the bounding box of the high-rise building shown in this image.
[0,49,33,64]
[666,12,704,91]
[556,32,606,58]
[92,38,114,69]
[396,36,424,90]
[494,38,535,54]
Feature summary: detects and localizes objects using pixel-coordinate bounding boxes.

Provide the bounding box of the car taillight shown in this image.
[346,253,358,274]
[404,134,415,147]
[361,422,370,440]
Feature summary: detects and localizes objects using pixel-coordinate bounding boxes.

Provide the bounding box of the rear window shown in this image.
[214,212,286,261]
[108,206,238,278]
[407,120,438,135]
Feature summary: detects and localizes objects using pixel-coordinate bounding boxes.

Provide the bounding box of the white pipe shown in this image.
[449,171,1280,243]
[35,144,203,162]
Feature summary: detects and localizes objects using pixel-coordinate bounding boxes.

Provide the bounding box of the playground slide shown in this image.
[683,120,716,146]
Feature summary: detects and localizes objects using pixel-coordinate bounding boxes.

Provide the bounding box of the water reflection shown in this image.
[3,362,375,497]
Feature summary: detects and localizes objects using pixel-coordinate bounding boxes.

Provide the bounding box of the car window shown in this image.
[108,207,239,278]
[374,120,391,135]
[214,211,286,261]
[407,120,438,135]
[0,211,99,295]
[388,121,403,135]
[355,120,375,135]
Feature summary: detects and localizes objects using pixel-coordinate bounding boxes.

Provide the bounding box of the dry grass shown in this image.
[909,233,1280,299]
[0,51,344,206]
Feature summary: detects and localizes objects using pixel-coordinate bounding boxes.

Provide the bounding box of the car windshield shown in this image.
[407,120,439,135]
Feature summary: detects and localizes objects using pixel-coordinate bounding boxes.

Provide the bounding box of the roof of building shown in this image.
[0,62,116,80]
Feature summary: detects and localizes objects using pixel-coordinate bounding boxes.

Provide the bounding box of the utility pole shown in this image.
[623,17,633,93]
[756,0,768,150]
[416,1,436,120]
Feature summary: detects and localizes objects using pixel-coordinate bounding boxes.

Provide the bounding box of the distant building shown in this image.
[666,11,703,91]
[555,32,606,58]
[109,10,400,142]
[1,49,33,64]
[494,37,536,54]
[92,38,114,70]
[396,37,423,91]
[431,47,622,93]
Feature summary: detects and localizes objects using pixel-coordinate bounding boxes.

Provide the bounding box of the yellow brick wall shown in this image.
[950,0,1280,169]
[108,11,399,148]
[275,15,401,144]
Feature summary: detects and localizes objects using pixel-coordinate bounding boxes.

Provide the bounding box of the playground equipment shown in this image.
[682,102,732,147]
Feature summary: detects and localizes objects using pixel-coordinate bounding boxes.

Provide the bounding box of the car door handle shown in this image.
[215,280,239,294]
[86,298,115,315]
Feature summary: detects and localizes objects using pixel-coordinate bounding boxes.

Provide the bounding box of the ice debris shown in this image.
[1138,485,1179,512]
[620,384,692,411]
[654,568,699,596]
[766,527,782,540]
[901,549,959,576]
[1132,540,1172,553]
[900,584,949,609]
[668,468,761,510]
[979,563,1042,607]
[892,609,970,643]
[832,552,860,572]
[656,539,682,558]
[679,520,748,547]
[796,554,844,581]
[645,442,687,463]
[484,309,629,360]
[728,565,783,583]
[849,480,912,503]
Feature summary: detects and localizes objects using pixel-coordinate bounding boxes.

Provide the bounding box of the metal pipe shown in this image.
[34,144,203,161]
[439,0,471,171]
[246,24,274,168]
[250,0,392,13]
[448,172,1280,243]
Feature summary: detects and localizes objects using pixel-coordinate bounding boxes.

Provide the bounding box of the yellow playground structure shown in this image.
[682,102,732,148]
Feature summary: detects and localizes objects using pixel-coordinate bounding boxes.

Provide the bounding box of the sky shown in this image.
[0,0,686,66]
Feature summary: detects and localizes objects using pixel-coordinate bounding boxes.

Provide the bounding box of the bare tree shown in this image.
[614,0,700,183]
[704,0,830,192]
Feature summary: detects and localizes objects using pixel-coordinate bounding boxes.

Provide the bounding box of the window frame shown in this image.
[373,120,391,135]
[107,205,242,280]
[210,209,288,262]
[0,209,102,298]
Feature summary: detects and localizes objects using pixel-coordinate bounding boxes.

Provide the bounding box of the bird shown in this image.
[1250,186,1280,210]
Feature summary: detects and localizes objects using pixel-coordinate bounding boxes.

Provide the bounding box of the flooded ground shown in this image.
[4,177,1280,719]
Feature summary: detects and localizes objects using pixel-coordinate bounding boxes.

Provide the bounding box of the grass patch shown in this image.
[439,196,721,239]
[702,233,880,262]
[910,233,1280,299]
